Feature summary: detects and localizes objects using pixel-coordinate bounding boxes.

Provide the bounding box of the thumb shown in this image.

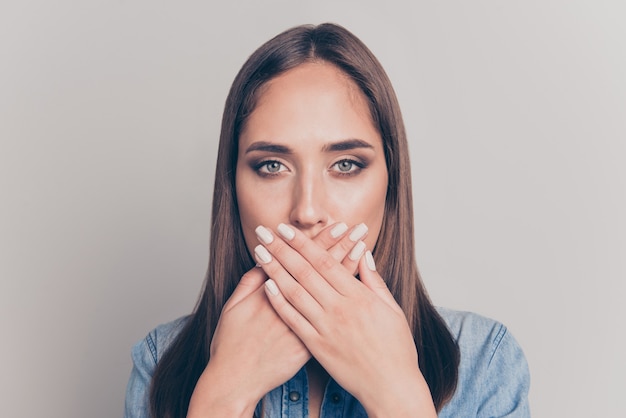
[358,251,399,310]
[223,266,267,312]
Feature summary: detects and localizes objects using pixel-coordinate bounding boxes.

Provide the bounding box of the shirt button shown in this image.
[289,391,301,402]
[331,393,341,403]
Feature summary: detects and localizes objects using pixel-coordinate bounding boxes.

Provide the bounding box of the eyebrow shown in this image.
[245,139,374,154]
[322,139,374,152]
[244,142,292,154]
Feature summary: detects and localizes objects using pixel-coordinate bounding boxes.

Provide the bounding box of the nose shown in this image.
[289,171,329,233]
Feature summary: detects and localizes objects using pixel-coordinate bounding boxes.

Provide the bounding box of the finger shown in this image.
[312,223,369,275]
[264,279,321,339]
[357,250,402,312]
[254,244,326,323]
[222,266,267,312]
[329,223,367,275]
[311,222,349,253]
[255,225,337,303]
[272,223,358,296]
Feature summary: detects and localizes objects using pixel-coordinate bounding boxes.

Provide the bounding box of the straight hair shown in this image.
[149,23,460,418]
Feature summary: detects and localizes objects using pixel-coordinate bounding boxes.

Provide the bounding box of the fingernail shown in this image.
[349,240,366,261]
[277,223,295,240]
[365,250,376,271]
[265,279,279,296]
[255,225,274,244]
[254,245,272,264]
[349,223,368,242]
[330,222,348,238]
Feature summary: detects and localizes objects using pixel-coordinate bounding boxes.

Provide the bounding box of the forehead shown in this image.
[238,62,380,152]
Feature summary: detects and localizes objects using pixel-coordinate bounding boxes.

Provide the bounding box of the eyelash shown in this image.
[253,160,286,177]
[331,158,366,176]
[252,158,367,178]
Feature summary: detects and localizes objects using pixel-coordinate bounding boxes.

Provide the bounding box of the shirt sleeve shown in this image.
[124,333,158,418]
[478,326,531,418]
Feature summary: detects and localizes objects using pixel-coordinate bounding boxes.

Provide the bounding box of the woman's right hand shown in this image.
[187,265,308,418]
[186,222,362,418]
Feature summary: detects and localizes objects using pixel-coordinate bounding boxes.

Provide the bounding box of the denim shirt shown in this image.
[124,307,530,417]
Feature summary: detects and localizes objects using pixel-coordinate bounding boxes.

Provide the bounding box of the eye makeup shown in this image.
[330,158,368,177]
[250,159,288,177]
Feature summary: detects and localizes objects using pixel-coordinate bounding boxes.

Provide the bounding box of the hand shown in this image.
[255,223,437,417]
[187,222,361,418]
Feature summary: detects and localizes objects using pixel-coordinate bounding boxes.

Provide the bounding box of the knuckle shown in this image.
[271,239,290,258]
[239,269,257,284]
[293,263,316,284]
[329,303,348,324]
[339,238,355,256]
[326,246,344,262]
[263,260,281,277]
[287,284,308,305]
[317,252,336,272]
[289,233,307,252]
[312,231,334,250]
[326,238,355,263]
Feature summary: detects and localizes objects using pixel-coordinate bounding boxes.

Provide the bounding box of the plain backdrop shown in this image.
[1,1,624,417]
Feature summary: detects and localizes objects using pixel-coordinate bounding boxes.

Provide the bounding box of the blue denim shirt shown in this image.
[125,308,530,417]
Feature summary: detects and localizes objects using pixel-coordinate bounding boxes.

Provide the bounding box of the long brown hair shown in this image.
[149,23,459,417]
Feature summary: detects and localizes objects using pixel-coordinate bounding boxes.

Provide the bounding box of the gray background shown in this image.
[1,1,624,417]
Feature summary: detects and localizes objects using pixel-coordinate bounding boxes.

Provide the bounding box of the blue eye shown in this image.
[254,160,286,176]
[263,161,282,173]
[337,160,354,172]
[332,159,364,175]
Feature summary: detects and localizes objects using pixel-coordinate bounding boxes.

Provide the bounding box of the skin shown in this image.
[236,61,388,251]
[187,62,436,418]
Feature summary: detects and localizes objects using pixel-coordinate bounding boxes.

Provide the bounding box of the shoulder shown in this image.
[142,316,190,363]
[132,315,191,365]
[436,307,531,417]
[436,307,509,358]
[124,316,191,418]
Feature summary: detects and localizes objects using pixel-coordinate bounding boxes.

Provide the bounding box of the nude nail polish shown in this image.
[330,222,348,238]
[349,223,368,242]
[349,241,366,261]
[365,250,376,271]
[277,223,295,240]
[265,279,279,296]
[255,225,274,244]
[254,245,272,264]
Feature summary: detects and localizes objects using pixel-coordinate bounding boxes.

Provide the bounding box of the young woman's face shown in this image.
[236,62,388,256]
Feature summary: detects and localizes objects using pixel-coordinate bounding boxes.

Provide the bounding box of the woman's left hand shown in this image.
[254,223,437,418]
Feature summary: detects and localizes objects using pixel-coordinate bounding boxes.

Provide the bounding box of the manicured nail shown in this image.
[277,223,295,240]
[265,279,279,296]
[349,240,366,261]
[365,250,376,271]
[349,223,368,242]
[255,225,274,244]
[254,245,272,264]
[330,222,348,238]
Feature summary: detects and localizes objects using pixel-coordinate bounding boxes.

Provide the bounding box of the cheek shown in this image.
[235,172,260,253]
[332,173,387,249]
[360,172,388,250]
[363,188,388,250]
[236,173,290,252]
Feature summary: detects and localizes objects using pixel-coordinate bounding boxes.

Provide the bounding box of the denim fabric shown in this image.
[124,308,530,417]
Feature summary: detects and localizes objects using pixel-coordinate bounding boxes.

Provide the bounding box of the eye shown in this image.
[337,160,354,172]
[255,160,287,176]
[331,159,365,176]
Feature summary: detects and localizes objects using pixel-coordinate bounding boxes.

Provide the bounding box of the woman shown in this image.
[125,23,530,418]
